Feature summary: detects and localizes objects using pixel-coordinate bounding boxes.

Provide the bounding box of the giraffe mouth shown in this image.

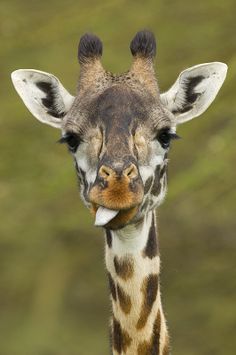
[91,204,139,229]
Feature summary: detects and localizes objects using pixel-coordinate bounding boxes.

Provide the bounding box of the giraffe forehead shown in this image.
[66,84,170,133]
[95,85,151,129]
[93,87,171,157]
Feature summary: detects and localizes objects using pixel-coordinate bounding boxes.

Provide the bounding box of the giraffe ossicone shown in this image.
[11,30,227,354]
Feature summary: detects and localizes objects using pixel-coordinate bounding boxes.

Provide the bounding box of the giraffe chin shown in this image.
[91,205,139,230]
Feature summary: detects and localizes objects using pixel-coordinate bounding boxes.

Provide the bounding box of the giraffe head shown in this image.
[11,31,227,230]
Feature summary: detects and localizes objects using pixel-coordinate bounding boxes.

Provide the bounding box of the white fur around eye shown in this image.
[149,141,165,165]
[74,144,97,185]
[139,141,164,185]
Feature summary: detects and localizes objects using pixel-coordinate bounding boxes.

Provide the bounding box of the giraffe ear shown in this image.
[11,69,75,128]
[160,62,227,124]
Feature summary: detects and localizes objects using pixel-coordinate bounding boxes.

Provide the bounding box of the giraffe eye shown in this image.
[157,129,180,149]
[58,133,81,152]
[158,131,171,148]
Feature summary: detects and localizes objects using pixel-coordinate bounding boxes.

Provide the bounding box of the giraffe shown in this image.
[11,31,227,354]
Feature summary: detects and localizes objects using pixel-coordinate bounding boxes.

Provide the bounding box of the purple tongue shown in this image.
[95,207,119,226]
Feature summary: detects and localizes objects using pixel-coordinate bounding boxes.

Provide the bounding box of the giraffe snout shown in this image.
[98,163,138,182]
[89,161,144,211]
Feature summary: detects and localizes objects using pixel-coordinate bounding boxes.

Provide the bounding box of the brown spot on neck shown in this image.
[112,317,132,353]
[107,272,117,301]
[136,274,159,329]
[143,212,158,258]
[105,229,112,248]
[117,283,132,314]
[137,310,161,354]
[114,255,134,280]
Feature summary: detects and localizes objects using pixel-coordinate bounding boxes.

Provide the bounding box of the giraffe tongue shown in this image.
[95,207,119,226]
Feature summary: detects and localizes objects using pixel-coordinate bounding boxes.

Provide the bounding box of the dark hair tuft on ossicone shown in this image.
[78,33,103,64]
[130,30,156,58]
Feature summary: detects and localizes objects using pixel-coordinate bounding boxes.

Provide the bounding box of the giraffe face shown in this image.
[62,83,176,229]
[11,31,227,230]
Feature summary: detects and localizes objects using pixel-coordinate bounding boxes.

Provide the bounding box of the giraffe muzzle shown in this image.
[89,163,143,208]
[88,163,144,228]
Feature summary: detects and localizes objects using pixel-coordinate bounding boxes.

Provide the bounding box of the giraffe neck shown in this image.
[105,210,169,355]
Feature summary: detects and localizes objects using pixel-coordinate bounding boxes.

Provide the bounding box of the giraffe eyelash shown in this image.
[57,135,69,144]
[168,132,181,140]
[57,133,81,152]
[157,129,181,149]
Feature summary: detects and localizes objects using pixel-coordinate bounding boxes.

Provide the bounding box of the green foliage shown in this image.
[1,0,235,354]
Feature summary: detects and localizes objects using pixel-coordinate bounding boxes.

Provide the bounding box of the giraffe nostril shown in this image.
[102,168,110,176]
[98,163,138,181]
[124,164,138,179]
[99,165,113,179]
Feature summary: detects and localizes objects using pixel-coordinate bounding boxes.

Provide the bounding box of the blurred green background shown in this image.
[1,0,236,354]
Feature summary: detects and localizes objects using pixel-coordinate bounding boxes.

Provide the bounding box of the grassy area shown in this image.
[1,0,236,354]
